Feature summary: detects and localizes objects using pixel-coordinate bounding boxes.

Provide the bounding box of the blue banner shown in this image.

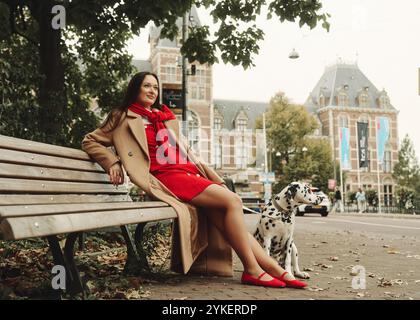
[340,127,351,170]
[376,117,390,165]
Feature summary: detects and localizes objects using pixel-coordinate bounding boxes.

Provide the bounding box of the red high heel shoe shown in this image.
[275,271,308,289]
[241,271,286,288]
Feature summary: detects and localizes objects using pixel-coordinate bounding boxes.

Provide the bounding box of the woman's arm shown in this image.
[81,112,121,173]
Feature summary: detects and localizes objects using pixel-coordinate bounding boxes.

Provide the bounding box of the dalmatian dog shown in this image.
[253,182,324,279]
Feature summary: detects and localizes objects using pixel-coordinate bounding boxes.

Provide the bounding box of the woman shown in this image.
[82,72,307,288]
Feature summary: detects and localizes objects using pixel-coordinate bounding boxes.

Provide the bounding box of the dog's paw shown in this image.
[295,272,311,279]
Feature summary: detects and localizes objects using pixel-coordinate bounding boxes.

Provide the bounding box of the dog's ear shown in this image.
[286,184,298,200]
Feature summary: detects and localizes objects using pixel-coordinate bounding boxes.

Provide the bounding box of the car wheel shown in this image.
[296,210,304,216]
[321,212,328,217]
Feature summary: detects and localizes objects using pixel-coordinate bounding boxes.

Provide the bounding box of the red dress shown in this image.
[145,121,222,202]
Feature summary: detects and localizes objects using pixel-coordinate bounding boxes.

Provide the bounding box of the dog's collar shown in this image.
[271,195,287,212]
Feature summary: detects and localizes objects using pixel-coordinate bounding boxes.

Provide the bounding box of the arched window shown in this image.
[383,143,392,173]
[358,89,370,108]
[378,92,390,109]
[236,118,247,131]
[338,91,349,107]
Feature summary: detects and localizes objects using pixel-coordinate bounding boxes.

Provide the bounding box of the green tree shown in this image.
[256,92,334,193]
[393,134,420,194]
[0,0,330,147]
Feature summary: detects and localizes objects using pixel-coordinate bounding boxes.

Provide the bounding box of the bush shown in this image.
[365,189,378,206]
[347,191,356,204]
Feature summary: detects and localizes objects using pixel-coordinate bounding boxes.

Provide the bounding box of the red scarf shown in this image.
[128,103,176,133]
[128,103,177,159]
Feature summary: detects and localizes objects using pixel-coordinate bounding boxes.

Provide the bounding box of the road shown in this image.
[140,212,420,300]
[295,214,420,238]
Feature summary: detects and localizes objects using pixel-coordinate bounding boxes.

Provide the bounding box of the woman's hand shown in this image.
[108,162,124,186]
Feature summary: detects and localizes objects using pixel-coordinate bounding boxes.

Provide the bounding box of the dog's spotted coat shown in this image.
[254,182,324,279]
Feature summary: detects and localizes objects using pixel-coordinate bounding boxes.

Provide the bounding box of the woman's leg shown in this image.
[189,184,270,279]
[200,206,296,281]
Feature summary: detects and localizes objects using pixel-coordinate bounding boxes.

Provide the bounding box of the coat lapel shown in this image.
[126,109,150,161]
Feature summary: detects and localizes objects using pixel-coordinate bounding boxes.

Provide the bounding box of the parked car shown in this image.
[296,187,331,217]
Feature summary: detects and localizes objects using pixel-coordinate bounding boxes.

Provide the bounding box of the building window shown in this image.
[379,94,390,109]
[383,184,393,206]
[198,86,205,100]
[383,150,392,173]
[358,93,369,108]
[195,69,206,85]
[188,111,200,153]
[235,138,248,169]
[339,115,349,128]
[236,118,247,131]
[162,66,177,83]
[338,92,349,106]
[213,138,222,169]
[214,117,222,130]
[190,86,197,100]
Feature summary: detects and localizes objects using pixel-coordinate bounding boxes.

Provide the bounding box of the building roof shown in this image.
[132,59,152,72]
[213,99,270,130]
[149,6,202,48]
[304,61,395,112]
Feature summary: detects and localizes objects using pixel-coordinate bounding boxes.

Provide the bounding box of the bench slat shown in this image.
[0,207,178,240]
[0,135,90,161]
[0,148,104,172]
[0,194,131,205]
[0,162,110,183]
[0,201,170,218]
[0,178,128,194]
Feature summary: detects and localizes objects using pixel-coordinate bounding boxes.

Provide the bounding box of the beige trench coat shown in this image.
[81,109,233,276]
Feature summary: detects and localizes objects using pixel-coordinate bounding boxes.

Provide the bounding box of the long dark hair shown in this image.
[100,72,161,132]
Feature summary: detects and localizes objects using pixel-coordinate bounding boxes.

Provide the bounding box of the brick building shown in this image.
[304,61,399,205]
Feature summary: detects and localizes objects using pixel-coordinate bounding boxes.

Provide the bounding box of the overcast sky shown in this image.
[127,0,420,157]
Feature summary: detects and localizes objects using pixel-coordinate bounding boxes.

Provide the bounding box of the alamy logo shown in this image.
[51,5,66,30]
[51,265,66,290]
[351,265,366,289]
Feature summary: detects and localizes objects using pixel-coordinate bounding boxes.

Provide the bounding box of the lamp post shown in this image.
[181,12,188,130]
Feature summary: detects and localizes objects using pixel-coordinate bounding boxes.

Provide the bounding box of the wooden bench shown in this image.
[0,134,178,297]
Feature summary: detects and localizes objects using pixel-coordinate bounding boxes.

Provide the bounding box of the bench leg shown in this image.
[120,224,150,275]
[47,233,85,298]
[134,223,151,271]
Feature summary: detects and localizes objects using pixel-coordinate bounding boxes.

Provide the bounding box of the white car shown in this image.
[296,187,331,217]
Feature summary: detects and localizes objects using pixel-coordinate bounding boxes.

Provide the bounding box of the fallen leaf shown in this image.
[173,296,188,300]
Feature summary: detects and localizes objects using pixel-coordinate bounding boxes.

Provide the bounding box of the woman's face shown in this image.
[137,75,159,108]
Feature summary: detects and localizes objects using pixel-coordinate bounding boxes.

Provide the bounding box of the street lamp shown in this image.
[289,48,299,59]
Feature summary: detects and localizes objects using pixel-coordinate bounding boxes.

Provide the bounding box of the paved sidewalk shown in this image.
[141,214,420,300]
